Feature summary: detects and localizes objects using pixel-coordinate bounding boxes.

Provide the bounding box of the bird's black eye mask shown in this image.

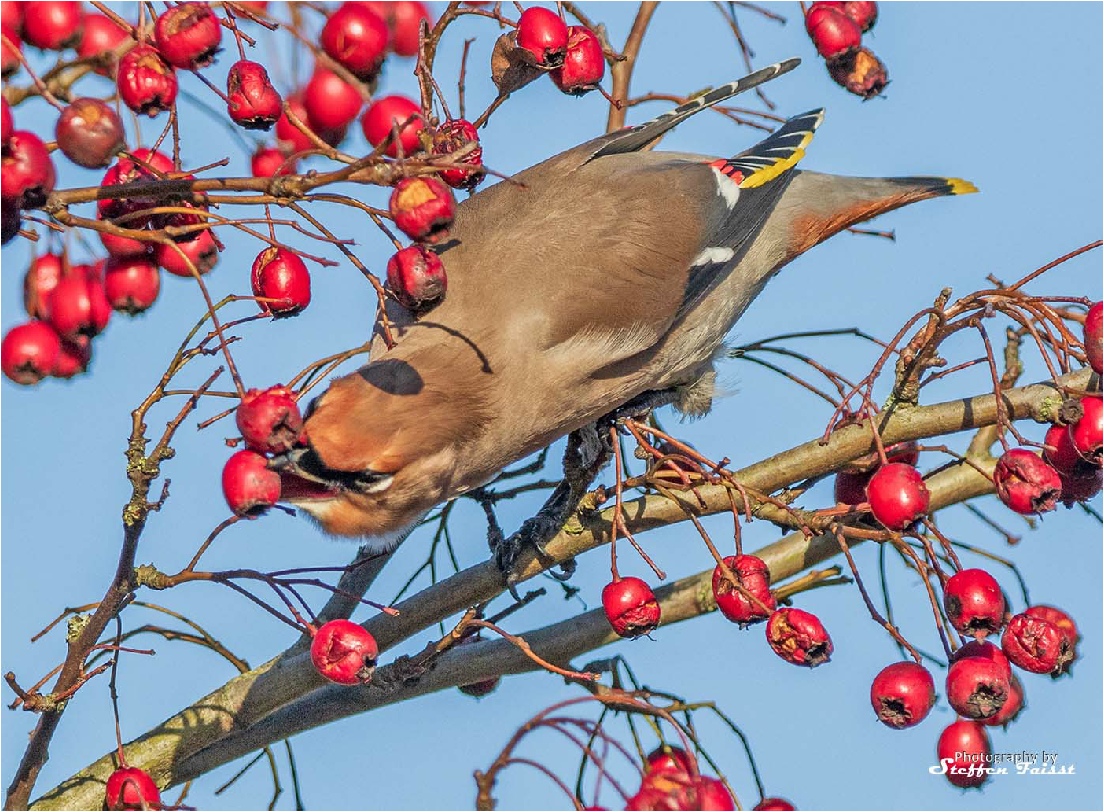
[268,446,394,495]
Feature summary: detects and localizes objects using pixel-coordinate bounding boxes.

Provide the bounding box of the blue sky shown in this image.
[2,3,1101,810]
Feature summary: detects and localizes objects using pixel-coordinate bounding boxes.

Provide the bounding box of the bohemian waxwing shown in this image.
[273,58,976,550]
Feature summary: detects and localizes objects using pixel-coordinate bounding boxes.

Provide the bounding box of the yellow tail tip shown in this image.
[947,177,978,195]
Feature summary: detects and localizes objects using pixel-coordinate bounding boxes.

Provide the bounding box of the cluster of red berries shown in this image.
[513,6,606,95]
[803,1,887,99]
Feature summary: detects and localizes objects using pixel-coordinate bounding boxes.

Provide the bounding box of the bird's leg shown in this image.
[494,423,614,598]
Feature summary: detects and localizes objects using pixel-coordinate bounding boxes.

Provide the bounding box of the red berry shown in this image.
[99,216,152,258]
[1001,610,1074,676]
[1069,395,1102,465]
[943,568,1005,638]
[302,65,364,132]
[1,131,56,208]
[0,1,22,32]
[694,777,735,811]
[1025,604,1079,648]
[993,448,1062,515]
[865,462,929,530]
[117,44,178,116]
[226,59,282,130]
[1,97,12,146]
[155,228,219,277]
[602,576,661,638]
[222,449,281,517]
[237,385,304,454]
[2,320,61,385]
[515,6,568,67]
[841,0,877,32]
[77,12,131,75]
[275,93,314,153]
[833,469,870,505]
[320,2,388,79]
[22,1,82,51]
[361,94,424,157]
[869,661,936,729]
[1043,422,1081,473]
[552,25,604,95]
[1,22,20,77]
[952,639,1012,680]
[1085,301,1103,374]
[51,335,92,379]
[936,720,990,789]
[251,146,296,177]
[645,745,695,776]
[803,1,845,32]
[826,47,888,99]
[98,148,174,225]
[945,654,1010,720]
[104,766,161,811]
[23,252,64,319]
[389,175,456,244]
[806,6,860,59]
[753,799,795,811]
[380,1,431,57]
[627,772,734,811]
[251,246,311,316]
[310,618,378,685]
[104,256,161,314]
[47,271,112,339]
[981,672,1024,728]
[711,554,775,626]
[154,2,222,69]
[385,244,447,312]
[56,97,126,168]
[765,607,833,667]
[431,118,484,189]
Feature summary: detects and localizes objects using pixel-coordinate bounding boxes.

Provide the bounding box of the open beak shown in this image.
[267,448,340,503]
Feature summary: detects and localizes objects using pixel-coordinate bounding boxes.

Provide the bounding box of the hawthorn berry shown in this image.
[1,131,56,209]
[993,448,1062,515]
[103,256,161,315]
[55,97,126,168]
[77,12,130,75]
[943,568,1005,638]
[46,271,112,339]
[226,60,282,130]
[982,672,1024,728]
[842,0,878,32]
[98,218,151,259]
[361,94,423,157]
[645,745,695,776]
[936,720,990,789]
[250,246,311,316]
[302,65,364,132]
[1,320,61,385]
[320,2,388,79]
[552,25,605,95]
[310,618,379,685]
[155,228,219,277]
[275,93,316,153]
[1085,301,1102,374]
[236,386,304,454]
[945,652,1010,720]
[1001,610,1074,676]
[827,47,888,99]
[711,554,775,626]
[431,118,484,189]
[51,335,92,379]
[386,244,447,312]
[1057,461,1103,506]
[222,449,281,517]
[833,469,870,505]
[154,2,222,69]
[0,1,21,32]
[22,1,82,51]
[251,146,296,177]
[602,576,661,638]
[381,1,432,57]
[753,799,796,811]
[1043,422,1081,473]
[98,148,174,225]
[806,5,861,60]
[1069,395,1102,464]
[1025,605,1078,649]
[865,462,929,530]
[23,252,64,319]
[515,6,568,67]
[104,766,161,811]
[765,607,833,667]
[869,661,936,729]
[389,176,456,244]
[952,639,1012,681]
[117,44,178,116]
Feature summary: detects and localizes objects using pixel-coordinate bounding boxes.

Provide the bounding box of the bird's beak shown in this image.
[267,448,341,502]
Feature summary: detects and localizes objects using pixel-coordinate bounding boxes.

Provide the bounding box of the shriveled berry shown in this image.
[55,97,126,168]
[711,554,775,626]
[310,618,378,685]
[381,1,432,57]
[552,25,604,94]
[251,146,296,177]
[222,449,281,517]
[251,246,311,316]
[155,228,219,277]
[154,2,222,69]
[389,175,456,244]
[1,198,19,244]
[753,799,796,811]
[982,672,1024,728]
[826,47,888,99]
[104,766,161,811]
[2,320,61,385]
[936,720,990,789]
[22,1,82,51]
[806,6,860,59]
[1,131,56,208]
[226,59,282,130]
[1057,461,1102,506]
[943,568,1005,638]
[1002,610,1073,676]
[645,745,694,776]
[302,65,364,131]
[320,2,388,79]
[51,336,91,379]
[386,244,447,312]
[1025,605,1079,649]
[1069,395,1102,464]
[104,256,160,314]
[431,118,484,189]
[945,654,1009,720]
[602,576,661,638]
[47,271,112,339]
[23,252,64,319]
[834,469,870,505]
[1085,301,1102,374]
[841,0,877,32]
[237,385,304,454]
[361,94,423,157]
[77,12,131,75]
[869,661,936,729]
[766,607,832,667]
[117,44,178,116]
[993,448,1062,515]
[515,6,568,67]
[865,462,929,530]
